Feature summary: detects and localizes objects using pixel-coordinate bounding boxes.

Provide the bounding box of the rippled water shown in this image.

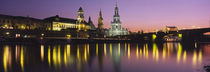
[0,42,210,72]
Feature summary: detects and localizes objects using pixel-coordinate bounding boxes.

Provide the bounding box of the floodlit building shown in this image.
[106,3,128,37]
[0,14,48,30]
[44,7,95,31]
[163,26,178,33]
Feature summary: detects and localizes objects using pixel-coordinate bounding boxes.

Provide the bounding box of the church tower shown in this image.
[98,9,104,31]
[108,2,128,36]
[77,7,85,31]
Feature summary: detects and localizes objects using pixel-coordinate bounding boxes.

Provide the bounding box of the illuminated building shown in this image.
[44,7,95,31]
[0,14,49,30]
[163,26,178,33]
[106,2,128,36]
[96,9,105,37]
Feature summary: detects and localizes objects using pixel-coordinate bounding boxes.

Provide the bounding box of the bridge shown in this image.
[154,27,210,42]
[131,27,210,42]
[178,28,210,42]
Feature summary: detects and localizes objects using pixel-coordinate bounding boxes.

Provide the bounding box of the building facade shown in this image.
[44,7,95,31]
[106,3,128,37]
[0,14,48,30]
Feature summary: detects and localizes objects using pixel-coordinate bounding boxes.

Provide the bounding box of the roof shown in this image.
[0,14,43,22]
[78,7,84,12]
[44,15,90,25]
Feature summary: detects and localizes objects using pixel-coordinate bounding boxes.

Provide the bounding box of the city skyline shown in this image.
[0,0,210,32]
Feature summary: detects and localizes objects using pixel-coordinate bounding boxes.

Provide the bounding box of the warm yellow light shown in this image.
[87,44,89,56]
[64,47,67,66]
[162,46,166,60]
[104,43,107,56]
[152,34,157,41]
[136,46,139,59]
[140,48,142,57]
[48,46,51,66]
[178,34,182,38]
[96,43,98,56]
[183,50,187,63]
[110,43,112,56]
[128,43,130,59]
[84,46,87,62]
[192,50,197,67]
[20,47,24,71]
[53,47,57,67]
[57,46,61,64]
[177,44,182,63]
[77,46,80,59]
[198,49,202,64]
[41,45,44,62]
[3,46,9,72]
[67,44,70,56]
[67,34,71,39]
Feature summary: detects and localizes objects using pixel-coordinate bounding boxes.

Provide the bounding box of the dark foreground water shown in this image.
[0,42,210,72]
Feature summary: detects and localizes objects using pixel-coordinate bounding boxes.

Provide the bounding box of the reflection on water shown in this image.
[0,42,210,72]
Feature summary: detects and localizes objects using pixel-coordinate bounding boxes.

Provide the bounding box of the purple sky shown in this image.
[0,0,210,32]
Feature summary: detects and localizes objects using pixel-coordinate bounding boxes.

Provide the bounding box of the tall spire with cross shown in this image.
[98,9,104,30]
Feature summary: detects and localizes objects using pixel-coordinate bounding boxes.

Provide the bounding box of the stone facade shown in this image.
[106,3,128,37]
[0,14,49,30]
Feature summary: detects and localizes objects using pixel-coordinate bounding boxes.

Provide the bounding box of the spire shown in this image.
[114,1,119,17]
[99,9,102,18]
[88,16,92,23]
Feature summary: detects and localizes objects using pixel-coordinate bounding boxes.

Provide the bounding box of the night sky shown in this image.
[0,0,210,32]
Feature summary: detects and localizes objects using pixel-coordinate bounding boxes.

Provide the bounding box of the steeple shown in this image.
[99,9,102,18]
[77,7,85,31]
[98,9,104,30]
[112,1,120,23]
[88,16,92,23]
[114,2,119,17]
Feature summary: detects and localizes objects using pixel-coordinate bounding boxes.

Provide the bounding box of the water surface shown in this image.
[0,42,210,72]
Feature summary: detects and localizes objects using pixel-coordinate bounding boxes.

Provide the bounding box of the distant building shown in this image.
[106,3,128,37]
[0,14,48,30]
[163,26,178,33]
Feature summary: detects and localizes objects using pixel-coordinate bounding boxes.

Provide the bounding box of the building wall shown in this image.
[51,21,91,31]
[0,16,49,30]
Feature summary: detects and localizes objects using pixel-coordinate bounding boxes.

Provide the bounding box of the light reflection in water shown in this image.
[3,45,9,72]
[110,43,112,56]
[128,43,130,59]
[104,43,107,56]
[192,50,197,67]
[0,42,206,72]
[183,50,187,63]
[136,44,139,59]
[177,43,182,63]
[41,45,44,62]
[118,43,121,56]
[48,46,51,66]
[20,47,24,72]
[153,43,159,61]
[96,43,98,56]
